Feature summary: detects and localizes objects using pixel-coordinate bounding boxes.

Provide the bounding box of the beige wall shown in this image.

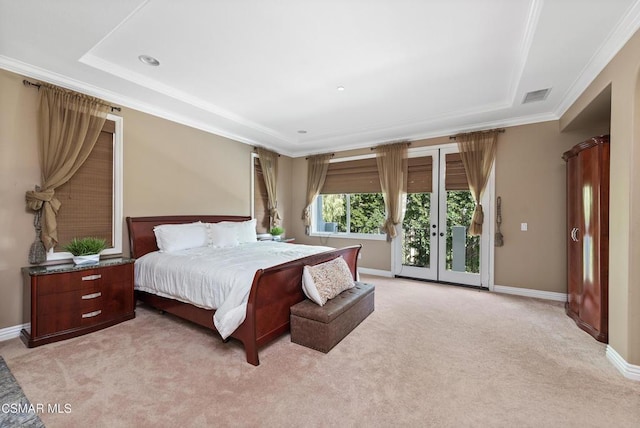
[0,69,41,330]
[494,121,607,291]
[0,68,294,329]
[290,123,602,292]
[561,29,640,366]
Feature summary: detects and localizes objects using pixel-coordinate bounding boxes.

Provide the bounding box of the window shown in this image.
[48,114,123,261]
[312,156,386,238]
[314,193,386,235]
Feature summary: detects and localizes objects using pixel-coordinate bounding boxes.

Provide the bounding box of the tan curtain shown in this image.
[256,147,281,228]
[375,142,409,241]
[456,130,499,236]
[25,83,110,256]
[302,154,332,234]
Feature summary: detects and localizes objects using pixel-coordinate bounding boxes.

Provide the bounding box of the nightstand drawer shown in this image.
[36,263,132,296]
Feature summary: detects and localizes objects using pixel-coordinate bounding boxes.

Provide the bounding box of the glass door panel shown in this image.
[437,148,482,286]
[393,149,439,280]
[438,189,481,285]
[402,193,432,268]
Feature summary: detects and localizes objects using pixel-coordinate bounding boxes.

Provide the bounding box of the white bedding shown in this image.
[134,241,333,339]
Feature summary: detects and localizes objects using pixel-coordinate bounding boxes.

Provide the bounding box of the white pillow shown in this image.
[216,219,258,244]
[302,256,355,306]
[153,222,208,253]
[207,223,240,248]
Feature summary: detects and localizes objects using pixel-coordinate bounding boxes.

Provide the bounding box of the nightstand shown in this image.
[21,258,135,348]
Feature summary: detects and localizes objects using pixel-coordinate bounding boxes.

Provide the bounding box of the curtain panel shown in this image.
[256,147,281,228]
[302,154,332,233]
[456,130,499,236]
[375,142,409,240]
[25,83,110,260]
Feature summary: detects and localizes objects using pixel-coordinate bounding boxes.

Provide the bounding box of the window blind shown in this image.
[407,156,432,193]
[320,152,468,196]
[445,153,470,191]
[321,158,381,194]
[55,120,115,249]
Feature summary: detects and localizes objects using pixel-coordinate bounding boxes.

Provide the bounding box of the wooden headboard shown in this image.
[126,215,251,259]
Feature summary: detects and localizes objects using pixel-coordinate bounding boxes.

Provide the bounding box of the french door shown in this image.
[392,145,491,287]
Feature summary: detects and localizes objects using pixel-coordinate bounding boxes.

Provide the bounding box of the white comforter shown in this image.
[134,241,332,339]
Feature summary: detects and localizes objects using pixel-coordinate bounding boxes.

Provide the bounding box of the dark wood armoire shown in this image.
[562,135,609,343]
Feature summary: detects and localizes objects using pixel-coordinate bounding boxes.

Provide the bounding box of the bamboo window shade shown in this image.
[320,153,468,195]
[321,158,381,194]
[445,153,470,191]
[253,158,270,233]
[407,156,432,193]
[55,120,115,249]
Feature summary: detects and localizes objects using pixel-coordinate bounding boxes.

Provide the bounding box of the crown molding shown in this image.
[0,55,302,157]
[287,111,558,158]
[554,0,640,116]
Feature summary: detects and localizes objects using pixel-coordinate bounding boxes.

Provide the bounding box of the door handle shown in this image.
[439,232,444,237]
[570,227,580,242]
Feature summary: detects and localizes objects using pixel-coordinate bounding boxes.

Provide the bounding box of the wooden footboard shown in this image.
[231,245,361,365]
[126,215,361,366]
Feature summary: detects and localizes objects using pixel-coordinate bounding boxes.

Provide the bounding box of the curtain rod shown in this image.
[449,128,505,140]
[22,79,122,112]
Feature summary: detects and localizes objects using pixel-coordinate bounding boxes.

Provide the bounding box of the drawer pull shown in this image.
[82,274,102,281]
[82,310,102,319]
[81,292,102,300]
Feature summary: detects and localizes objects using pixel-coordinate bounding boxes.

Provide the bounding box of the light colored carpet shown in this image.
[1,275,639,427]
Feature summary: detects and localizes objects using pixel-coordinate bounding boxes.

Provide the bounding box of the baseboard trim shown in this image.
[0,323,29,342]
[358,268,393,278]
[492,284,567,302]
[606,346,640,381]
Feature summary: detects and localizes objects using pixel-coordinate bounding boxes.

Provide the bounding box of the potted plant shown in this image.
[269,226,285,241]
[63,237,107,265]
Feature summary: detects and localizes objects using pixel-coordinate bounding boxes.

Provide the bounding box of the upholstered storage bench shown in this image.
[290,282,374,353]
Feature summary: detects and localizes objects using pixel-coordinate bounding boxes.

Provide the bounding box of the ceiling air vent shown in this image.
[522,88,551,104]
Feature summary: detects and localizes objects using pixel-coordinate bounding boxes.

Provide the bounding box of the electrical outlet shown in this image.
[521,223,528,231]
[358,253,362,259]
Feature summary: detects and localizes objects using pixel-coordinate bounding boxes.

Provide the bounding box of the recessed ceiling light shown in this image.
[337,86,345,91]
[298,130,307,134]
[138,54,160,66]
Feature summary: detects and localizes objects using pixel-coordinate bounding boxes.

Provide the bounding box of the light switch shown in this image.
[521,223,528,231]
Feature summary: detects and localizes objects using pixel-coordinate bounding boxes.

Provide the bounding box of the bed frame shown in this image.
[126,215,361,366]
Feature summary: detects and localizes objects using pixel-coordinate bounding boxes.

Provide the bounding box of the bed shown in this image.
[126,215,361,366]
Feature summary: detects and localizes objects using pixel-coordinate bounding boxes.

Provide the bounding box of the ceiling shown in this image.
[1,0,639,157]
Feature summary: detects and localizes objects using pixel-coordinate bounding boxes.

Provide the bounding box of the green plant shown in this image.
[270,226,284,236]
[63,237,107,256]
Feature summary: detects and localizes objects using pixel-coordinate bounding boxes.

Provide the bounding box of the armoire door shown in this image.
[563,135,609,343]
[577,143,606,338]
[566,154,582,318]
